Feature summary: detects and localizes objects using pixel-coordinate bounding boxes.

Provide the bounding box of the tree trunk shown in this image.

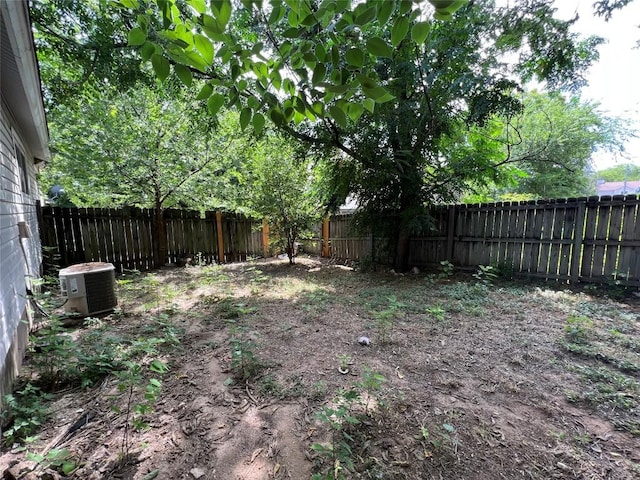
[286,229,295,264]
[394,223,411,272]
[393,183,420,272]
[154,197,167,268]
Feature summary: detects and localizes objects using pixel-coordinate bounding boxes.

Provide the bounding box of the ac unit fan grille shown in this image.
[84,270,117,314]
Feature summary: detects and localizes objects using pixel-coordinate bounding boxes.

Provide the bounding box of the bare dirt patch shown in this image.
[1,257,639,479]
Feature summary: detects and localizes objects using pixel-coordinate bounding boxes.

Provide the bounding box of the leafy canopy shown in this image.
[462,91,630,201]
[41,82,234,210]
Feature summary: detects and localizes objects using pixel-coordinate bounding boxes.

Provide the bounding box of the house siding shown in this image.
[0,98,43,400]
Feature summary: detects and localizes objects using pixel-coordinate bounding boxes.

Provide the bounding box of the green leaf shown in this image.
[202,13,225,37]
[366,37,393,58]
[329,105,347,128]
[151,54,170,82]
[194,34,214,64]
[282,27,300,38]
[411,21,430,44]
[399,0,412,14]
[174,64,192,86]
[240,107,252,130]
[315,44,326,62]
[196,83,213,100]
[287,9,300,27]
[252,112,265,134]
[312,101,324,115]
[434,0,467,14]
[187,0,206,13]
[213,0,232,28]
[128,27,147,46]
[312,63,326,84]
[345,48,365,68]
[363,86,395,103]
[140,41,157,61]
[363,98,375,113]
[356,73,377,89]
[268,4,285,23]
[391,16,410,47]
[150,360,168,373]
[207,93,225,115]
[376,0,395,25]
[355,6,376,26]
[347,102,364,121]
[434,11,454,21]
[61,462,77,475]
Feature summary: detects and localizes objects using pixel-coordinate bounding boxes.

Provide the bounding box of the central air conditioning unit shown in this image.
[59,262,117,316]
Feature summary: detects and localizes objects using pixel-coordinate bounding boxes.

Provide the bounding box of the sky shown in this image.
[554,0,640,170]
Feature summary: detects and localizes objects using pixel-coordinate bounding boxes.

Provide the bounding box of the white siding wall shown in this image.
[0,98,43,378]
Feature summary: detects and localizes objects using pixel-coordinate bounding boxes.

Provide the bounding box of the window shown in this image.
[15,144,29,194]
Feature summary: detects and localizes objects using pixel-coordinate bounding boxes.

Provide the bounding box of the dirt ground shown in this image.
[1,256,639,480]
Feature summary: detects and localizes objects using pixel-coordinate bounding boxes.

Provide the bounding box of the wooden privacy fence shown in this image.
[315,195,640,287]
[38,204,264,271]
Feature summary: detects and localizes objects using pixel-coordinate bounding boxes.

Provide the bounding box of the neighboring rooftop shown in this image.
[595,180,640,196]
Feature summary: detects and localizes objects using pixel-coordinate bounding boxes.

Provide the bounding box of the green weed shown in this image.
[473,265,498,285]
[311,371,386,479]
[426,305,446,322]
[370,295,406,344]
[227,320,261,381]
[1,383,51,446]
[565,315,593,344]
[215,298,257,319]
[26,448,78,476]
[439,260,454,279]
[111,359,168,460]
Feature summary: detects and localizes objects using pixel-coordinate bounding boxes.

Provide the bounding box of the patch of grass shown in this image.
[215,298,257,319]
[433,282,493,316]
[561,305,640,436]
[198,264,231,285]
[258,374,305,399]
[426,305,447,322]
[564,315,594,344]
[565,364,640,436]
[299,288,332,314]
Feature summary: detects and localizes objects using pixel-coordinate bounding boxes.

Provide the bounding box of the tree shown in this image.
[233,130,323,264]
[31,0,154,109]
[462,91,628,201]
[114,0,602,270]
[596,163,640,182]
[593,0,636,20]
[40,82,237,265]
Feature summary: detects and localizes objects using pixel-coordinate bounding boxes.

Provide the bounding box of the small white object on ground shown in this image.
[358,336,371,346]
[190,468,206,479]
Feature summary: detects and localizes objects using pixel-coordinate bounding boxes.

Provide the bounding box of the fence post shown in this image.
[262,219,270,257]
[322,217,330,258]
[216,211,225,263]
[570,199,587,284]
[446,205,456,261]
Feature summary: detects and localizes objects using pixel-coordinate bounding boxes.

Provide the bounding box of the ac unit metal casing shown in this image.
[59,262,117,316]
